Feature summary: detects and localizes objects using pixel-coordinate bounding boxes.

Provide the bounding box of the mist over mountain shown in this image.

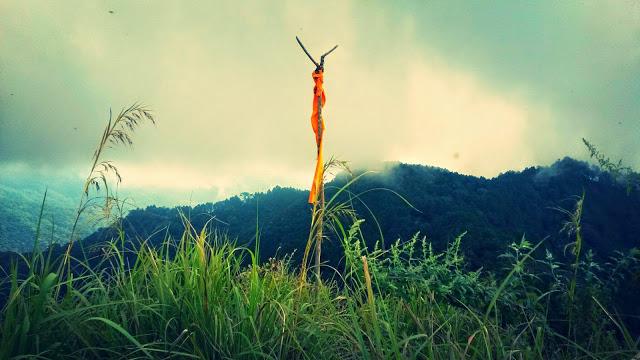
[0,172,221,252]
[8,157,633,271]
[0,176,91,252]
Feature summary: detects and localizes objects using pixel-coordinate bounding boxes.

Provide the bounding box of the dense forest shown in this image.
[16,157,634,272]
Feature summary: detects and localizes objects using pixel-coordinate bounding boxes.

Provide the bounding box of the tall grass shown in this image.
[1,200,638,359]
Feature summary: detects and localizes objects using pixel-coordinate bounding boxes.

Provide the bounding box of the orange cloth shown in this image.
[309,70,326,204]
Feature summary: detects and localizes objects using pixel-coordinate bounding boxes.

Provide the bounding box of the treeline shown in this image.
[68,157,640,271]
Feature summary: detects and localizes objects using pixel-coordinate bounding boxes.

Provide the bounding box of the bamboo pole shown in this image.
[315,92,324,284]
[296,36,338,285]
[295,36,337,285]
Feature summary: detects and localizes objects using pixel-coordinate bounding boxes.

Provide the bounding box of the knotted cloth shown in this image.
[309,70,326,204]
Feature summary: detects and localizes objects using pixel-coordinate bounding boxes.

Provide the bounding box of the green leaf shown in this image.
[85,317,153,358]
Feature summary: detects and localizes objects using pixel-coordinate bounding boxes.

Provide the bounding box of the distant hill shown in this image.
[47,157,639,270]
[0,172,210,253]
[0,177,94,252]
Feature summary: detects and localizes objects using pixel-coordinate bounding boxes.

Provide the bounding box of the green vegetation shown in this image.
[1,203,639,359]
[68,157,640,275]
[583,138,640,194]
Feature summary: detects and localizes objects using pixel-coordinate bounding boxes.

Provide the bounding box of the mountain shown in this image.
[0,177,94,253]
[0,171,217,253]
[34,157,638,271]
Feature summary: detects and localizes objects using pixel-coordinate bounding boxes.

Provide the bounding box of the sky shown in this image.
[1,1,639,206]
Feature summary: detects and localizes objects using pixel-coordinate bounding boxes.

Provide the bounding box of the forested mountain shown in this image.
[0,178,94,252]
[43,157,639,271]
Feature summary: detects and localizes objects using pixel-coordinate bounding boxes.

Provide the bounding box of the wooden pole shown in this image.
[295,36,337,285]
[315,91,324,284]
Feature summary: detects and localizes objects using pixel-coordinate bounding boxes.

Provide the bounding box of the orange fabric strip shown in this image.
[309,70,326,204]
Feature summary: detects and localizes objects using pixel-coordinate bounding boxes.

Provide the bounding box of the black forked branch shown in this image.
[296,36,338,72]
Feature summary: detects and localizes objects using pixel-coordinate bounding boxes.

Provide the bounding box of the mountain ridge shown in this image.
[0,157,628,270]
[2,157,638,271]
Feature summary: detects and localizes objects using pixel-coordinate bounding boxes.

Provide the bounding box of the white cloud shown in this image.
[1,1,637,205]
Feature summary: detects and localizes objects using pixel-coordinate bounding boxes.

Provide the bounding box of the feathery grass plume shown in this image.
[63,104,155,270]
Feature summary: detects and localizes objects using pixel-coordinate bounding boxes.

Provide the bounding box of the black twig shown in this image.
[319,45,339,68]
[296,36,338,71]
[296,36,319,68]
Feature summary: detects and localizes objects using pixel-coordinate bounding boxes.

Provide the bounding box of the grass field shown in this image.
[0,206,638,359]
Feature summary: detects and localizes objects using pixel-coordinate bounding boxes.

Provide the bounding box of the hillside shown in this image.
[56,157,640,271]
[0,178,94,253]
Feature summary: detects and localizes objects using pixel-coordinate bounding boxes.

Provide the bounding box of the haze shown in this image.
[1,1,639,205]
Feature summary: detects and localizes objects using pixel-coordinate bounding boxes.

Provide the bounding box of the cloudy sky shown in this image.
[1,1,639,205]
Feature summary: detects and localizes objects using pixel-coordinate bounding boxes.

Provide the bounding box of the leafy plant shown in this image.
[583,138,640,194]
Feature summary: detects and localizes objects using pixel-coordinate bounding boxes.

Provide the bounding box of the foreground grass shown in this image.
[0,216,638,359]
